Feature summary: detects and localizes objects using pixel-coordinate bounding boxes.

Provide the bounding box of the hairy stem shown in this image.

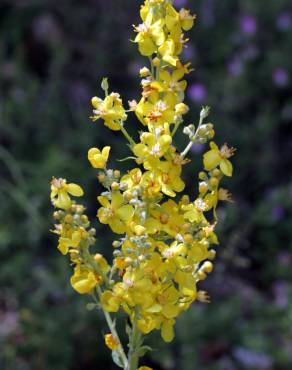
[120,123,136,148]
[181,113,205,158]
[95,287,128,369]
[128,313,143,370]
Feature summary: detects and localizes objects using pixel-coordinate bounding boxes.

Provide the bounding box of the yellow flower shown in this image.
[182,199,207,223]
[179,8,196,31]
[120,168,142,191]
[104,334,119,350]
[157,161,185,197]
[203,142,235,177]
[57,229,82,255]
[97,192,134,234]
[161,318,175,342]
[138,367,153,370]
[134,19,165,56]
[150,200,184,236]
[135,94,176,127]
[70,266,100,294]
[158,38,178,67]
[159,68,187,95]
[101,290,120,312]
[88,146,110,169]
[133,132,172,169]
[91,93,127,131]
[94,253,110,273]
[50,178,83,209]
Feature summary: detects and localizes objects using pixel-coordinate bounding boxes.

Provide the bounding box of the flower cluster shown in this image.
[50,1,235,369]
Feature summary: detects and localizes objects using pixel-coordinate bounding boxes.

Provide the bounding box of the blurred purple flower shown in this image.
[233,347,273,369]
[188,83,207,103]
[0,312,19,338]
[191,143,205,154]
[239,15,258,36]
[272,67,289,88]
[241,44,259,60]
[273,281,288,308]
[174,0,187,7]
[69,80,90,106]
[182,44,195,60]
[128,61,142,76]
[32,13,61,43]
[277,252,292,267]
[276,12,292,31]
[228,59,244,77]
[271,205,285,221]
[201,0,215,26]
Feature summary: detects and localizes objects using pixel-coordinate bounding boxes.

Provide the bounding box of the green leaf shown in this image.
[112,350,123,368]
[137,345,153,357]
[126,322,132,337]
[117,156,137,162]
[86,303,98,311]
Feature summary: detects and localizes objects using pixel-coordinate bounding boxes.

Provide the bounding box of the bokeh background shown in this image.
[1,0,292,369]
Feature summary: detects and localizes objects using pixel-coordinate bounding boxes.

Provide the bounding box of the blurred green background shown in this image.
[1,0,292,369]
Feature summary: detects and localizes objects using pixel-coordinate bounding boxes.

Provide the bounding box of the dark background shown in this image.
[0,0,292,369]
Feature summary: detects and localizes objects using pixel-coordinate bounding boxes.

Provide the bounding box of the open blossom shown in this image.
[50,178,83,209]
[88,146,110,169]
[203,141,236,176]
[50,1,234,368]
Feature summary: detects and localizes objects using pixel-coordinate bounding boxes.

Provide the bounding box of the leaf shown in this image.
[117,156,137,162]
[86,303,97,311]
[126,322,132,337]
[112,350,123,368]
[137,345,153,357]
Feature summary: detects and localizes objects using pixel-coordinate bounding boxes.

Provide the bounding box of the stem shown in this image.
[180,141,193,158]
[95,287,128,369]
[120,123,136,148]
[148,57,154,76]
[171,120,181,137]
[180,114,204,158]
[128,315,143,370]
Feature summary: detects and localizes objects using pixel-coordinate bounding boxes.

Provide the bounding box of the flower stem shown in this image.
[180,113,204,158]
[120,123,136,148]
[95,287,128,369]
[128,313,143,370]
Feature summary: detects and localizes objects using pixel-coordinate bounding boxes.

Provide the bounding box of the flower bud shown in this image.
[199,171,207,180]
[64,214,73,223]
[175,103,189,115]
[212,169,221,177]
[114,170,120,178]
[184,234,193,244]
[200,106,210,119]
[209,177,219,187]
[199,181,208,193]
[125,257,133,266]
[152,57,161,67]
[112,240,121,248]
[197,270,207,281]
[98,173,106,183]
[208,249,216,260]
[134,225,146,236]
[111,182,120,191]
[140,67,150,77]
[202,261,213,273]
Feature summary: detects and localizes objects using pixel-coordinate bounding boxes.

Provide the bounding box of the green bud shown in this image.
[101,77,109,95]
